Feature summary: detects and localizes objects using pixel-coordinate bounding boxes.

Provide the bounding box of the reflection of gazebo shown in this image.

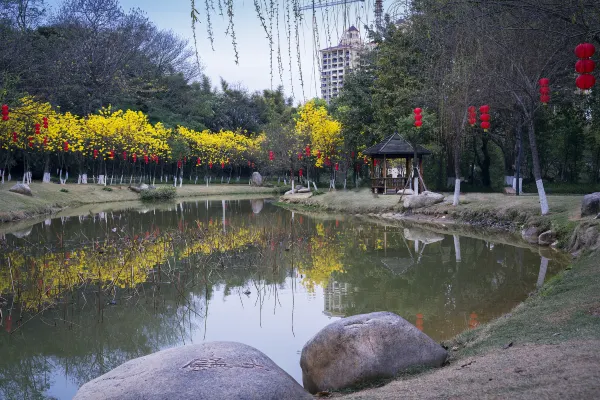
[364,133,431,194]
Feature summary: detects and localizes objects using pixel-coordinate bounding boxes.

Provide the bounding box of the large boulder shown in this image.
[9,183,32,196]
[522,226,541,244]
[300,312,448,394]
[74,342,311,400]
[582,192,600,217]
[251,172,263,187]
[403,192,444,209]
[397,188,414,195]
[538,230,556,246]
[129,184,149,193]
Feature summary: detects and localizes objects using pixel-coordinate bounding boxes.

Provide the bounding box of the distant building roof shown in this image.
[348,25,359,32]
[320,44,353,52]
[363,133,431,157]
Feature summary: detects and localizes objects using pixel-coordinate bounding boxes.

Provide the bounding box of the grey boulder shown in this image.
[300,311,448,394]
[9,183,32,196]
[251,172,263,186]
[522,226,541,244]
[538,230,556,246]
[582,193,600,217]
[129,184,149,193]
[74,342,311,400]
[403,191,444,209]
[298,188,311,193]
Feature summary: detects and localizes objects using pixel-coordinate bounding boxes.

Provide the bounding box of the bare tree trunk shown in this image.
[527,120,549,215]
[453,136,461,206]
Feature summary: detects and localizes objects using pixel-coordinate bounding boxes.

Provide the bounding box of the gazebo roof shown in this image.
[363,133,431,157]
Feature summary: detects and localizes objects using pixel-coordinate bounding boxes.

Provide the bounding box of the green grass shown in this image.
[523,182,600,195]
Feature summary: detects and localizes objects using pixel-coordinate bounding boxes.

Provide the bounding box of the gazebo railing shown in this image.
[371,177,408,192]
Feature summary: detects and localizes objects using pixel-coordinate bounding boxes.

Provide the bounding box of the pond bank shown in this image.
[0,183,283,224]
[280,190,600,398]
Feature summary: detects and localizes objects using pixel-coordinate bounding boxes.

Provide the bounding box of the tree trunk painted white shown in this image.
[453,235,461,262]
[82,174,87,184]
[43,172,51,183]
[453,179,461,206]
[98,175,105,185]
[44,219,51,226]
[537,256,549,288]
[519,178,523,194]
[313,181,318,191]
[173,175,177,187]
[536,179,549,215]
[77,175,82,184]
[7,173,11,181]
[292,179,295,192]
[414,239,419,253]
[512,177,517,190]
[0,169,4,184]
[179,176,183,187]
[413,177,419,195]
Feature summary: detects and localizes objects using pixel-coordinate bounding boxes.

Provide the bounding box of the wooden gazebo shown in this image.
[363,133,431,194]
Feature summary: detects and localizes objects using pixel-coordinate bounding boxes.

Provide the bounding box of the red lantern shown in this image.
[576,74,596,90]
[154,155,159,164]
[35,123,41,135]
[364,156,368,164]
[576,59,596,74]
[64,141,69,152]
[413,107,422,114]
[539,78,550,105]
[468,106,477,127]
[539,78,550,87]
[575,43,596,59]
[479,105,489,114]
[197,157,201,166]
[480,114,490,122]
[43,117,48,129]
[269,150,274,161]
[539,86,550,95]
[28,136,34,148]
[133,153,137,163]
[305,146,311,157]
[298,152,302,160]
[468,117,476,126]
[317,150,321,159]
[335,163,339,171]
[209,162,213,169]
[540,94,551,104]
[12,132,17,142]
[122,151,127,160]
[351,151,355,158]
[1,104,9,121]
[468,106,476,113]
[43,136,48,146]
[481,121,491,131]
[144,154,149,164]
[299,168,303,177]
[177,160,182,169]
[221,161,225,169]
[374,159,378,166]
[248,160,251,166]
[414,120,423,128]
[414,107,423,128]
[93,149,98,159]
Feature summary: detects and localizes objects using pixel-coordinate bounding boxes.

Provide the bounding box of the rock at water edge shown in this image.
[300,311,448,394]
[9,183,32,196]
[522,226,541,244]
[74,341,312,400]
[538,230,556,246]
[582,193,600,217]
[251,172,263,186]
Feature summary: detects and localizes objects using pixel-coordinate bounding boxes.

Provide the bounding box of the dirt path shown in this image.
[337,341,600,399]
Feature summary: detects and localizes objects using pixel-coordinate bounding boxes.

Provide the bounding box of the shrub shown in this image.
[140,187,176,201]
[102,187,113,192]
[60,188,69,193]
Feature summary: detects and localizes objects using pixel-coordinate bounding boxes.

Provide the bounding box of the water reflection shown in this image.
[0,199,567,399]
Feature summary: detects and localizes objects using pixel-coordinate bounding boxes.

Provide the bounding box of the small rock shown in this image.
[581,192,600,217]
[538,230,556,246]
[502,342,514,350]
[74,342,312,400]
[521,226,541,244]
[503,187,516,195]
[451,346,459,351]
[251,171,263,186]
[9,183,32,196]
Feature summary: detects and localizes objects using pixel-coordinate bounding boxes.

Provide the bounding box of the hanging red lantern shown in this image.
[144,154,149,164]
[299,168,303,177]
[540,94,551,104]
[481,121,491,131]
[335,163,339,171]
[575,59,596,74]
[197,157,201,166]
[305,146,311,157]
[133,153,137,163]
[364,156,368,164]
[28,136,34,148]
[413,107,422,114]
[539,86,550,95]
[154,155,159,164]
[414,120,423,128]
[539,78,550,87]
[93,149,98,159]
[374,159,378,166]
[414,107,423,128]
[43,136,48,146]
[269,150,274,161]
[64,141,69,152]
[43,117,48,129]
[576,73,596,90]
[122,151,127,160]
[35,123,41,135]
[317,150,321,159]
[479,105,491,132]
[247,160,251,166]
[468,106,477,127]
[1,104,9,121]
[221,161,225,169]
[577,74,596,90]
[177,160,182,169]
[209,162,213,169]
[480,114,490,122]
[479,105,489,114]
[539,78,550,105]
[575,43,596,59]
[351,151,355,158]
[12,132,17,142]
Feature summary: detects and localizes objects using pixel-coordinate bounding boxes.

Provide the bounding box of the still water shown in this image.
[0,197,566,399]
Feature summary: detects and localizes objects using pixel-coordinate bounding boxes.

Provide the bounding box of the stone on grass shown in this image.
[9,183,32,196]
[298,188,311,193]
[538,230,556,246]
[403,191,444,209]
[504,187,516,195]
[397,189,414,195]
[74,342,311,400]
[581,193,600,217]
[521,226,541,244]
[300,311,448,394]
[284,189,297,195]
[129,184,149,193]
[251,172,263,186]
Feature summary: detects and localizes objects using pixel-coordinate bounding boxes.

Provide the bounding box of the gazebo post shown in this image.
[419,157,424,193]
[384,154,387,194]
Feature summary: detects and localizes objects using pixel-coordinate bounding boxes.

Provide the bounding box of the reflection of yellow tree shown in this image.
[0,223,266,310]
[299,223,344,292]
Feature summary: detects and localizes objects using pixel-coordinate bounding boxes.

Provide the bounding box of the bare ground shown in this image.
[337,341,600,400]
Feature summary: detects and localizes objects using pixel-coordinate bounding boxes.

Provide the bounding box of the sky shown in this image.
[44,0,385,103]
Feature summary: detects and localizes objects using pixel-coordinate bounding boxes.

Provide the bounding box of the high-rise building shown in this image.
[319,26,365,103]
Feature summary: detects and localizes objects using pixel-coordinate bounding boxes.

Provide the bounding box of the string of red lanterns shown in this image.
[539,78,550,105]
[468,106,476,127]
[413,107,423,128]
[479,105,490,132]
[1,104,9,121]
[575,43,596,92]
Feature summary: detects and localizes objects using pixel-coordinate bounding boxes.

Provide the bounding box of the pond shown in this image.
[0,197,567,399]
